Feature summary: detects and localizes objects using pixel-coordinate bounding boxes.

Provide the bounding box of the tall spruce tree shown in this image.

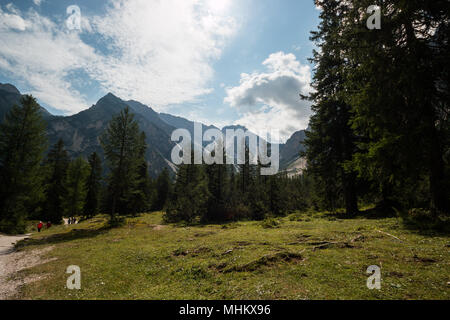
[247,163,268,220]
[84,152,102,218]
[342,0,450,213]
[237,144,254,199]
[63,157,90,218]
[0,95,47,233]
[304,0,359,215]
[43,139,69,224]
[228,165,239,209]
[268,173,287,217]
[165,161,209,223]
[153,168,170,211]
[100,107,143,219]
[129,132,151,215]
[204,146,230,222]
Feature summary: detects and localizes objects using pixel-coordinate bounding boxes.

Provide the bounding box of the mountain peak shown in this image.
[222,124,248,132]
[95,92,124,106]
[103,92,121,100]
[0,83,20,95]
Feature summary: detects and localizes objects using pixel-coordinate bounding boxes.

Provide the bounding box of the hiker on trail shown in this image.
[37,221,43,232]
[46,221,52,229]
[72,217,77,224]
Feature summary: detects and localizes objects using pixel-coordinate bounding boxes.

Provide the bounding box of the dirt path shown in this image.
[0,234,54,300]
[0,234,30,256]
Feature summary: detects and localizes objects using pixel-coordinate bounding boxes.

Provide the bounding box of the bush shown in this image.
[0,217,27,235]
[289,213,304,221]
[261,217,280,229]
[400,208,450,232]
[108,216,125,228]
[225,204,252,221]
[251,200,269,221]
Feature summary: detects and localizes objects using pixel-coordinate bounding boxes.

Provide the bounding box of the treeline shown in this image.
[0,99,169,233]
[304,0,449,217]
[0,96,310,232]
[164,147,313,224]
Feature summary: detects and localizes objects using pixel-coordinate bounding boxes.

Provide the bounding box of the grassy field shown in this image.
[13,211,450,300]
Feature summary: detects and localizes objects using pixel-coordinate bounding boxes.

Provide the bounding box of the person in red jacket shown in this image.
[46,221,52,229]
[37,221,43,232]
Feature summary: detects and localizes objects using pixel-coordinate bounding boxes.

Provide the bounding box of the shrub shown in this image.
[400,208,450,232]
[0,216,27,235]
[261,217,280,229]
[108,216,125,228]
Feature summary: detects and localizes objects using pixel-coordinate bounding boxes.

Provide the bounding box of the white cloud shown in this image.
[89,0,236,108]
[0,0,237,114]
[225,52,313,141]
[33,0,44,6]
[0,6,97,113]
[1,5,28,30]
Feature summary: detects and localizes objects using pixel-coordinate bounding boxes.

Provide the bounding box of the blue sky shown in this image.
[0,0,319,141]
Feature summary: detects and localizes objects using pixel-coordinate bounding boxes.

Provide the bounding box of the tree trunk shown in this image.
[343,172,358,216]
[428,114,448,215]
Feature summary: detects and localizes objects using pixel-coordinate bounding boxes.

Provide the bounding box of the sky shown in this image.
[0,0,320,142]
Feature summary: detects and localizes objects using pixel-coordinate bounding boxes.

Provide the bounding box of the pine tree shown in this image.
[343,0,450,213]
[43,139,70,224]
[237,144,253,199]
[0,95,47,233]
[129,132,151,215]
[165,163,209,223]
[304,0,359,215]
[100,107,142,220]
[204,146,230,222]
[228,166,239,209]
[268,173,288,217]
[63,157,90,218]
[248,165,268,220]
[153,168,170,211]
[83,152,102,218]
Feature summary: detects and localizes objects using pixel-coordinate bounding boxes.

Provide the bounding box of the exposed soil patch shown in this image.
[412,255,438,264]
[234,241,252,246]
[223,251,304,273]
[351,234,365,243]
[173,246,213,257]
[194,231,216,237]
[310,241,357,251]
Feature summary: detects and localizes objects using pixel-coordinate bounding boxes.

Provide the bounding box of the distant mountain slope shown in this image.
[279,130,306,169]
[159,112,218,137]
[127,101,175,136]
[161,115,306,170]
[0,84,307,175]
[0,83,52,122]
[285,157,307,177]
[223,125,306,171]
[0,83,20,95]
[46,93,176,177]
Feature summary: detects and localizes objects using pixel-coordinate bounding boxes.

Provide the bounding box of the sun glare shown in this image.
[205,0,231,14]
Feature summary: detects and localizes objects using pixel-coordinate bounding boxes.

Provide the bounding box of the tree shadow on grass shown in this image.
[15,226,112,249]
[324,206,450,237]
[323,206,398,220]
[399,218,450,237]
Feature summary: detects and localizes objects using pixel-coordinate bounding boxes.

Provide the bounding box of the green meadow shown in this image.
[14,211,450,300]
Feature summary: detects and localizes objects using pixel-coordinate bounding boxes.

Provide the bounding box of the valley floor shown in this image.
[6,211,450,300]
